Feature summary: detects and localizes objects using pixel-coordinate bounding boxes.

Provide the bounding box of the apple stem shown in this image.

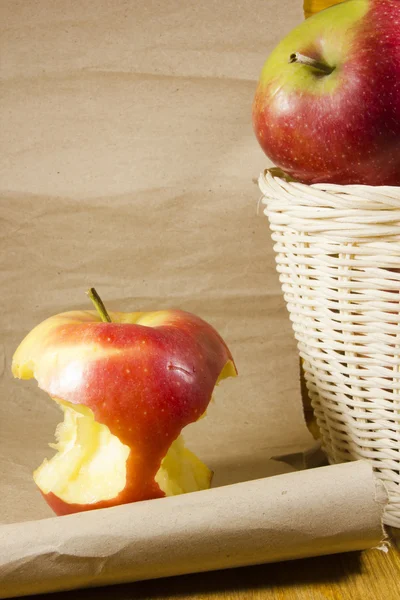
[289,52,334,75]
[86,287,112,323]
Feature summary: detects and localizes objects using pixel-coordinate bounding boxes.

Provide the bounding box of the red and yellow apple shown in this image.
[12,291,237,515]
[253,0,400,186]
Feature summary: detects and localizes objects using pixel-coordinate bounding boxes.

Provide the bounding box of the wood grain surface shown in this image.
[41,536,400,600]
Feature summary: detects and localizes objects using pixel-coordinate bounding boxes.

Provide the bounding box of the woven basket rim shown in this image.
[259,170,400,240]
[259,169,400,210]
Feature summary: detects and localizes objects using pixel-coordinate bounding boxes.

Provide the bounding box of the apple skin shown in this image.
[12,309,237,515]
[253,0,400,186]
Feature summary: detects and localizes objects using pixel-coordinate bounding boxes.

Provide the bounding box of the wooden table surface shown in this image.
[47,535,400,600]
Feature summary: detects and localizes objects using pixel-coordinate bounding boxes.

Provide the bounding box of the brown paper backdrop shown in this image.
[0,2,387,597]
[0,0,317,526]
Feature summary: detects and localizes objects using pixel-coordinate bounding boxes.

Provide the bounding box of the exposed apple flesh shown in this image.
[154,431,212,495]
[12,305,236,515]
[34,399,212,505]
[34,400,131,505]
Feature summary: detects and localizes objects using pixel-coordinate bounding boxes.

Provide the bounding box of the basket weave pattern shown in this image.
[259,170,400,528]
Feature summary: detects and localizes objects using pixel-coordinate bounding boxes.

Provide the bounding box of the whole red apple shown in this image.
[12,290,237,515]
[253,0,400,186]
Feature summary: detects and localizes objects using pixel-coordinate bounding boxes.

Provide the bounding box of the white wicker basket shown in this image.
[259,169,400,529]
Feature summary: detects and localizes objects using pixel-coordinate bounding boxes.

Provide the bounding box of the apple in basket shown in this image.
[12,289,237,515]
[252,0,400,186]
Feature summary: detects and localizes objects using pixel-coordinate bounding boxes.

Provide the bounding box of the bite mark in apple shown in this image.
[12,290,237,514]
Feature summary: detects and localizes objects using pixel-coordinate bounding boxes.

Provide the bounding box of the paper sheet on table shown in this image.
[0,1,387,597]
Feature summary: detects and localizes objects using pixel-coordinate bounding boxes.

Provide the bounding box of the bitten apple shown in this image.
[253,0,400,186]
[12,289,237,515]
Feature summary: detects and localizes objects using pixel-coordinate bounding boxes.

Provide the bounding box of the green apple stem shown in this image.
[86,287,112,323]
[289,52,334,75]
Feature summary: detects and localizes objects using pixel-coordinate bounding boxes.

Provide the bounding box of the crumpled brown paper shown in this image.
[0,1,388,597]
[0,462,387,599]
